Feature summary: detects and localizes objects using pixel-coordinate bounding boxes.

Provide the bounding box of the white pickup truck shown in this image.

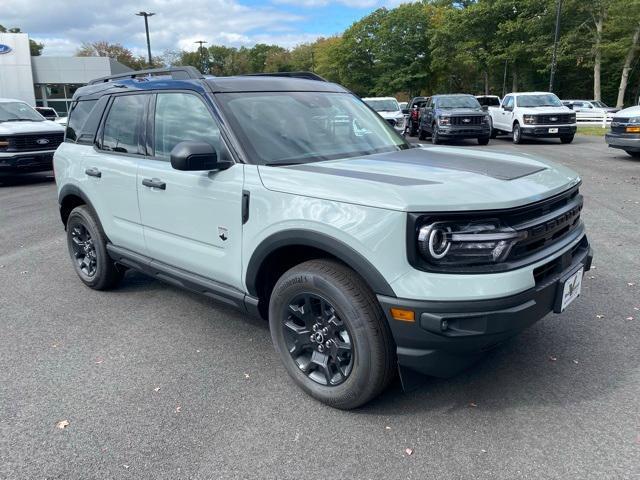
[489,92,577,144]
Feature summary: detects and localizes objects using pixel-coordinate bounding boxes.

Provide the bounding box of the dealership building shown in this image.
[0,32,131,116]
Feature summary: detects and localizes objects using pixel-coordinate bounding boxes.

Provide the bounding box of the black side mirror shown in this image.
[170,141,232,171]
[481,105,489,111]
[401,108,409,115]
[503,105,512,112]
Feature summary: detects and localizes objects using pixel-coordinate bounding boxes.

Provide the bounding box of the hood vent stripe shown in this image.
[367,149,547,180]
[286,164,439,186]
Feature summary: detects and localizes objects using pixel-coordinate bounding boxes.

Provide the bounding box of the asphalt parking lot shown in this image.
[1,134,638,479]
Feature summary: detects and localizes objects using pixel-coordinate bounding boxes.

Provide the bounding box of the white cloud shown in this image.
[273,0,378,7]
[4,0,312,55]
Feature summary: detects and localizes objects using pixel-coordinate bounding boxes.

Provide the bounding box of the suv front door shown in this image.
[137,91,245,291]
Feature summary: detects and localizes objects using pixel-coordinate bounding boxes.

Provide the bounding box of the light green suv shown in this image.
[55,68,593,409]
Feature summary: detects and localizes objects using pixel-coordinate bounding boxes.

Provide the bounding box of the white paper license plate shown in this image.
[549,127,559,133]
[560,267,583,312]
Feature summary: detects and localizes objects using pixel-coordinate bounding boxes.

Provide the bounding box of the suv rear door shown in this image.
[87,93,148,253]
[136,91,245,290]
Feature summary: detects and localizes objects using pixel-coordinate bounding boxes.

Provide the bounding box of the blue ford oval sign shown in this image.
[0,44,12,54]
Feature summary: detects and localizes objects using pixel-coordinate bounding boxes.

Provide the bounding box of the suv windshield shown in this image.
[364,99,400,112]
[517,94,563,108]
[0,102,44,122]
[592,101,608,108]
[436,96,481,109]
[218,92,408,165]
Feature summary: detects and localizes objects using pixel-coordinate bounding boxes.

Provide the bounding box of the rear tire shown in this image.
[512,123,523,144]
[66,205,124,290]
[560,135,574,144]
[269,259,396,409]
[624,150,640,158]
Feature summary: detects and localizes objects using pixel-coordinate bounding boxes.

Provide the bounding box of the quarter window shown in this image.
[66,100,97,143]
[153,93,221,160]
[101,95,147,154]
[503,96,514,108]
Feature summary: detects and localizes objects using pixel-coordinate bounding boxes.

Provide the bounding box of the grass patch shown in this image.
[577,125,609,136]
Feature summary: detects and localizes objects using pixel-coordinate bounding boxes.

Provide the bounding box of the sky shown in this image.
[2,0,405,57]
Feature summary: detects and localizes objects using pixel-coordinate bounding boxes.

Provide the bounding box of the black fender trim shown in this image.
[57,183,98,226]
[245,230,396,297]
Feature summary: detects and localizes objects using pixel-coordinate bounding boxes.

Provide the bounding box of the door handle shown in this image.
[85,167,101,178]
[142,178,166,190]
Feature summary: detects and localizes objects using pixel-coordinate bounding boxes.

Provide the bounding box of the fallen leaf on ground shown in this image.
[175,406,181,413]
[153,387,160,392]
[596,314,605,319]
[628,283,636,286]
[404,448,414,456]
[469,402,478,408]
[244,373,250,379]
[123,465,130,470]
[626,317,634,321]
[385,426,391,430]
[20,271,28,274]
[549,356,557,361]
[573,359,579,364]
[56,420,69,429]
[481,449,487,453]
[95,358,104,364]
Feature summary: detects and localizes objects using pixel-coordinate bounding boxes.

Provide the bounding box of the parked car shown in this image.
[398,101,408,110]
[475,95,501,109]
[35,106,59,121]
[55,67,592,409]
[563,100,619,114]
[405,96,430,136]
[605,105,640,158]
[0,98,65,173]
[489,92,576,144]
[418,94,491,145]
[362,96,406,133]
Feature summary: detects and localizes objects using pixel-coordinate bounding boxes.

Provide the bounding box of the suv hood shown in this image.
[258,147,580,212]
[0,120,64,135]
[613,105,640,118]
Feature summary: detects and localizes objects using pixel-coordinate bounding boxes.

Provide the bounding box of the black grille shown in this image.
[7,133,64,152]
[506,189,582,262]
[535,114,574,125]
[533,237,588,285]
[610,118,635,134]
[450,115,484,125]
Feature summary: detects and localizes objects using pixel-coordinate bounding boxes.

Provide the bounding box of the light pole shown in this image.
[549,0,563,92]
[135,11,155,67]
[195,40,208,73]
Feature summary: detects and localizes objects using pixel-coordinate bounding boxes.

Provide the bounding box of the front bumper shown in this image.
[521,125,576,137]
[605,132,640,152]
[0,151,55,173]
[378,235,592,378]
[436,125,490,138]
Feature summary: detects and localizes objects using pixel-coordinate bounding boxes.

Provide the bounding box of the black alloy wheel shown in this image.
[282,293,354,386]
[70,224,97,277]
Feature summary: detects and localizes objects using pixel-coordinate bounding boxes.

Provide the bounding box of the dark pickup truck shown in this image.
[418,94,491,145]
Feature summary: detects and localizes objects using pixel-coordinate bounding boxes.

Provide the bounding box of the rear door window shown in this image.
[100,95,148,155]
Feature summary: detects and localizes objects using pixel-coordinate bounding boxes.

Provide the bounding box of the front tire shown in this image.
[66,205,123,290]
[269,259,396,409]
[512,123,523,144]
[418,127,427,141]
[625,150,640,158]
[477,136,490,145]
[431,124,441,144]
[560,135,574,144]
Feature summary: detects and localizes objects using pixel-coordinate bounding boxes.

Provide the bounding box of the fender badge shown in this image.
[218,226,228,241]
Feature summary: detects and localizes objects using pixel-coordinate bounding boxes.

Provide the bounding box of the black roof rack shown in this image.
[242,71,328,82]
[88,66,203,85]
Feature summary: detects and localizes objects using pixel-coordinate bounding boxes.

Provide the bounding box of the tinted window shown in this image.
[516,94,562,107]
[503,96,514,108]
[102,95,147,154]
[66,100,97,142]
[435,96,481,109]
[153,93,221,160]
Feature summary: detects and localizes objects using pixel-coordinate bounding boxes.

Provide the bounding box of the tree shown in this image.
[76,41,160,69]
[0,25,44,55]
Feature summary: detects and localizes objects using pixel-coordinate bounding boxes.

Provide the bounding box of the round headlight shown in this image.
[418,224,451,260]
